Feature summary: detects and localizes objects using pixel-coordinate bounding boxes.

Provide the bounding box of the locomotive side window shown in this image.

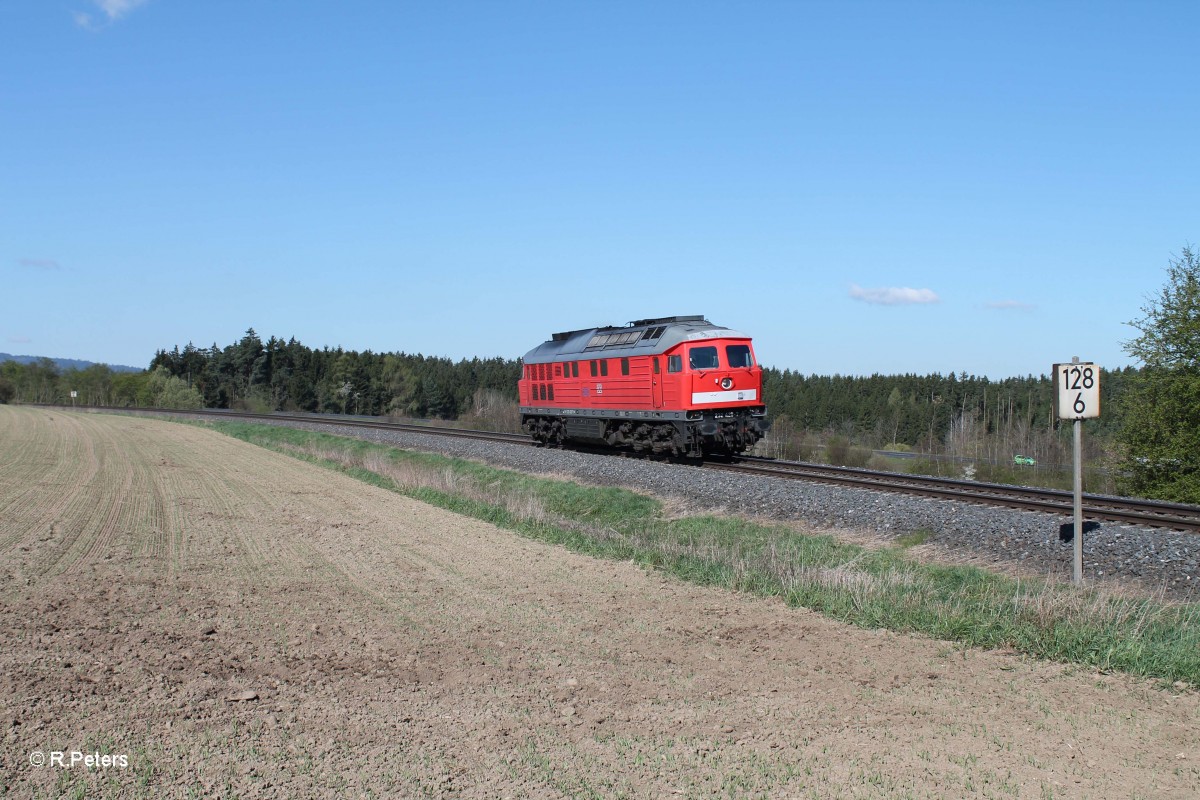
[726,344,754,368]
[571,362,579,378]
[689,346,719,370]
[667,355,682,373]
[600,360,608,377]
[590,360,598,377]
[653,358,660,374]
[621,357,630,375]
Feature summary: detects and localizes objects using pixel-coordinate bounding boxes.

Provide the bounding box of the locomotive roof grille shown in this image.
[585,330,643,349]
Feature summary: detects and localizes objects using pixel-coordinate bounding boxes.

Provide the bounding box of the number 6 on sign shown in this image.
[1054,362,1100,420]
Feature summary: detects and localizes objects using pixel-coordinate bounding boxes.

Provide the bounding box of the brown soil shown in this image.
[0,406,1197,799]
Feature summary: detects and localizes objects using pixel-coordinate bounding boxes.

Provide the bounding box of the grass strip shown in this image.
[209,420,1200,686]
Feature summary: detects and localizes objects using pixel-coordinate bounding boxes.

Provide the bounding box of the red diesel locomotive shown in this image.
[519,315,768,457]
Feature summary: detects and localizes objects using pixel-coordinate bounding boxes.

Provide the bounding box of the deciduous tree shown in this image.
[1119,246,1200,502]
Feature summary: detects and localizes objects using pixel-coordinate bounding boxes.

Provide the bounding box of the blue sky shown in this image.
[3,1,1196,378]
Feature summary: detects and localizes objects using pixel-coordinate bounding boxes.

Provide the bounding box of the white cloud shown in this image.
[985,300,1036,311]
[75,0,149,28]
[97,0,149,20]
[849,283,940,306]
[18,258,61,270]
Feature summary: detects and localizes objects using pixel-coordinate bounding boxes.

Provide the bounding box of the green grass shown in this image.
[208,420,1200,686]
[896,528,933,548]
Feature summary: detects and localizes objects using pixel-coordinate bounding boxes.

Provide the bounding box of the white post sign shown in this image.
[1055,361,1100,420]
[1054,358,1100,586]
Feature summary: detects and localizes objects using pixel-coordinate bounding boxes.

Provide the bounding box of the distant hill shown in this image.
[0,352,143,373]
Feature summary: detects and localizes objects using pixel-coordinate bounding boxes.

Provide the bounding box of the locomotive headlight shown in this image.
[720,377,733,390]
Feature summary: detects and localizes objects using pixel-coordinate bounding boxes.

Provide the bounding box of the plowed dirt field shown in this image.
[1,407,1197,798]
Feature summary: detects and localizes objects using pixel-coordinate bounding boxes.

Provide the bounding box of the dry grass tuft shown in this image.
[279,444,555,526]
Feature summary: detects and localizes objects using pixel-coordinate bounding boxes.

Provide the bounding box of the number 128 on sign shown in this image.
[1055,362,1100,419]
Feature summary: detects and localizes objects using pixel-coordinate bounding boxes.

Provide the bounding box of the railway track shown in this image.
[61,405,1200,533]
[721,456,1200,532]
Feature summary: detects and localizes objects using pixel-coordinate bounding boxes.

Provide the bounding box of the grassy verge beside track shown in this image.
[209,420,1200,686]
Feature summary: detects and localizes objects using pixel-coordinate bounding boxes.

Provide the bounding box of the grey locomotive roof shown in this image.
[522,315,751,364]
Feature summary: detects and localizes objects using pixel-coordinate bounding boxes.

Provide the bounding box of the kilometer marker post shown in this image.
[1053,357,1100,585]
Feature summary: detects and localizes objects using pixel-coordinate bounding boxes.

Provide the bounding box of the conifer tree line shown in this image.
[1,325,1132,447]
[760,366,1133,460]
[145,330,523,419]
[145,332,1131,450]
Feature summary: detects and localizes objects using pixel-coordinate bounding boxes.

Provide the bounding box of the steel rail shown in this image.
[724,457,1200,532]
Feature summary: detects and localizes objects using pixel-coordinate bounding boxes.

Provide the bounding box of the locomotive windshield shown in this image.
[726,344,754,368]
[689,346,719,370]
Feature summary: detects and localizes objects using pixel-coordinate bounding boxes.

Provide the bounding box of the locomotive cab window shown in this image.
[726,344,754,368]
[621,357,630,375]
[667,355,682,373]
[689,346,719,370]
